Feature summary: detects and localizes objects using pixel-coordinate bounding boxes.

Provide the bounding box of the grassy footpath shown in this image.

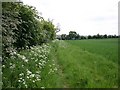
[37,41,64,88]
[54,39,118,88]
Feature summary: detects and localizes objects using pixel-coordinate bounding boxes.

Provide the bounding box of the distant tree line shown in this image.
[57,31,119,40]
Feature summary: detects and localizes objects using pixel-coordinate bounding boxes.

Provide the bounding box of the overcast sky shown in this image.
[22,0,119,35]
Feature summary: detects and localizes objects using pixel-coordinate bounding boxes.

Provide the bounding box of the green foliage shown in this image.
[59,31,118,40]
[61,34,67,40]
[88,35,92,39]
[59,31,80,40]
[2,44,51,88]
[41,20,56,43]
[68,31,78,40]
[2,2,57,59]
[14,4,41,49]
[56,39,118,88]
[2,2,20,59]
[3,40,66,88]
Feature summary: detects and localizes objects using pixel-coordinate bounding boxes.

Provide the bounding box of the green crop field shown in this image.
[2,39,118,88]
[53,39,118,88]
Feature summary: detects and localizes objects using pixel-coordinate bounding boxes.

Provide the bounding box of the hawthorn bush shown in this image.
[2,2,57,60]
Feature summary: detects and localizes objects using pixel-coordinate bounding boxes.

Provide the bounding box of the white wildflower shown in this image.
[19,77,22,80]
[37,78,41,81]
[33,80,35,83]
[26,46,29,49]
[23,81,25,84]
[25,84,28,88]
[31,51,34,53]
[13,51,17,55]
[18,80,21,82]
[41,87,45,89]
[10,63,12,66]
[35,59,38,62]
[27,69,32,75]
[10,64,15,69]
[24,59,28,62]
[39,63,42,65]
[19,73,24,76]
[54,67,57,71]
[31,57,34,60]
[22,79,25,81]
[22,55,26,60]
[2,65,5,68]
[27,76,29,79]
[30,74,35,78]
[36,71,40,74]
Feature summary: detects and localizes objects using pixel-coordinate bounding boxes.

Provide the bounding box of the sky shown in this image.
[22,0,119,35]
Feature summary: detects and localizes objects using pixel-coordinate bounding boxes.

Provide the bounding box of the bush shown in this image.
[2,2,57,60]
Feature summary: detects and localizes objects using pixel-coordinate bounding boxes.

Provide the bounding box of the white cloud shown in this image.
[23,0,119,35]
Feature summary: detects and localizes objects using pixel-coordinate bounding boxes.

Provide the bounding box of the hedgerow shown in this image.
[2,2,57,60]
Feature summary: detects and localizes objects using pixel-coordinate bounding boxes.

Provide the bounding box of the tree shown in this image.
[96,33,100,39]
[108,35,112,38]
[41,19,56,42]
[61,34,67,40]
[93,35,98,39]
[68,31,78,40]
[103,34,107,38]
[66,35,70,40]
[112,35,118,38]
[88,35,92,39]
[76,34,80,40]
[80,36,86,39]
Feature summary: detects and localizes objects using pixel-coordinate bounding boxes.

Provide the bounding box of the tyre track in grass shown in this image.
[54,40,69,88]
[54,55,69,88]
